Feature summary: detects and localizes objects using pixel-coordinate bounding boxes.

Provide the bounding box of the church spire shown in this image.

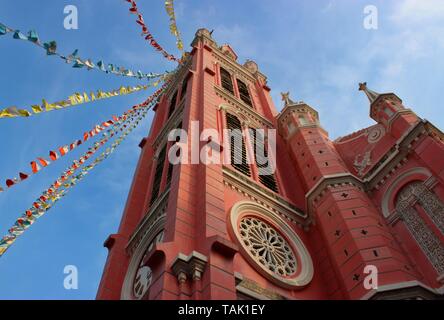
[359,82,380,104]
[281,91,296,107]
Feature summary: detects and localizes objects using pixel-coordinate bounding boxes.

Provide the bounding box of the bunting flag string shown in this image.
[0,83,154,119]
[0,22,166,80]
[124,0,181,63]
[0,77,170,193]
[164,0,184,52]
[0,109,147,256]
[0,85,167,257]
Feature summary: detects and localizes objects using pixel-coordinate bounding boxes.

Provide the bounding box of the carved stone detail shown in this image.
[229,201,314,288]
[171,251,208,283]
[396,183,444,275]
[354,151,372,177]
[367,125,386,143]
[239,216,298,277]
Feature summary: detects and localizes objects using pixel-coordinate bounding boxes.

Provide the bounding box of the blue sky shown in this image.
[0,0,443,299]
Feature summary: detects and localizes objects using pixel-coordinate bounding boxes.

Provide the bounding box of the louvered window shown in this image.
[166,122,182,185]
[150,145,167,206]
[249,128,279,193]
[220,67,234,95]
[180,77,188,101]
[226,113,251,177]
[237,79,252,107]
[168,91,178,118]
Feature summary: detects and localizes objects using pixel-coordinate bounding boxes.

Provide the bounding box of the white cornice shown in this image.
[214,85,274,128]
[222,166,307,225]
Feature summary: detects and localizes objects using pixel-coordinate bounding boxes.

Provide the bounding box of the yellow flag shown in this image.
[31,105,43,113]
[75,93,84,103]
[68,95,78,105]
[42,99,55,111]
[18,109,31,117]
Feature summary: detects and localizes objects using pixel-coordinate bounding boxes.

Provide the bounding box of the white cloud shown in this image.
[391,0,444,24]
[214,24,259,59]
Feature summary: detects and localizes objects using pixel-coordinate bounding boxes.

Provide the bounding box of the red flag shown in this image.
[19,172,29,180]
[49,151,59,161]
[31,161,41,173]
[6,179,16,188]
[59,145,69,156]
[38,158,50,167]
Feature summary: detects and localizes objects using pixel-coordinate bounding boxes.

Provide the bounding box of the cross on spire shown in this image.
[359,82,380,104]
[281,91,296,107]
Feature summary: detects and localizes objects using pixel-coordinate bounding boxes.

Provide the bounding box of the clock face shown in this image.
[133,264,152,299]
[131,230,165,299]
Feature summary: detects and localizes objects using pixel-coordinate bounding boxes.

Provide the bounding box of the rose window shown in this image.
[239,216,297,277]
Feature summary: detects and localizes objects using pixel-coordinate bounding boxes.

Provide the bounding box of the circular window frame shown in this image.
[121,217,165,300]
[228,201,313,289]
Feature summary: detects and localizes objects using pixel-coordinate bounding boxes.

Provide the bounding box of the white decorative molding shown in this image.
[126,188,170,255]
[380,167,432,218]
[215,85,274,129]
[223,166,307,225]
[360,280,444,300]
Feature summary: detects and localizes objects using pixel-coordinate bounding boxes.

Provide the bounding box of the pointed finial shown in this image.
[281,91,295,106]
[358,82,367,91]
[359,82,380,104]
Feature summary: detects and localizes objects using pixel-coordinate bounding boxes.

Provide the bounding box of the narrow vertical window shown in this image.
[180,77,188,102]
[168,91,178,118]
[226,113,251,177]
[220,67,234,95]
[237,79,252,107]
[166,122,182,186]
[150,145,167,206]
[299,115,308,126]
[249,128,279,193]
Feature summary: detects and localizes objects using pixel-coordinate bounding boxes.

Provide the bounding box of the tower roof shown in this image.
[359,82,380,104]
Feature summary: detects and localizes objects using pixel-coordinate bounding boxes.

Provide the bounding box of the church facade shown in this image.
[96,29,444,300]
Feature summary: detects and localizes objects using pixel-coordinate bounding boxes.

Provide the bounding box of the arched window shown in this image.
[220,67,234,95]
[168,91,178,118]
[249,128,278,193]
[149,145,167,206]
[395,182,444,275]
[237,79,252,107]
[166,122,182,186]
[180,76,188,102]
[226,113,251,177]
[298,115,308,126]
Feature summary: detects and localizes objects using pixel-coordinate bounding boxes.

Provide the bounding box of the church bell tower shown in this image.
[96,28,444,300]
